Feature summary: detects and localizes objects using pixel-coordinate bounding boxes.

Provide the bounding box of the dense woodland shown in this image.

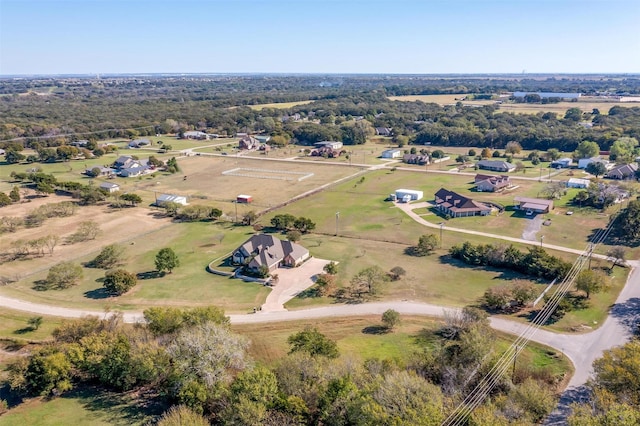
[1,75,640,154]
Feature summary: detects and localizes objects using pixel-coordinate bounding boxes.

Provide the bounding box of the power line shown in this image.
[443,211,620,426]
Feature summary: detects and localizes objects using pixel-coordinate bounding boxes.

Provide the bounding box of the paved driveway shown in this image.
[260,257,331,312]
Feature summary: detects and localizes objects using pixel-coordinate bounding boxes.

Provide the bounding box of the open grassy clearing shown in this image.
[246,100,313,110]
[512,265,630,333]
[0,220,272,313]
[0,308,62,342]
[0,386,163,426]
[388,94,639,115]
[232,315,572,378]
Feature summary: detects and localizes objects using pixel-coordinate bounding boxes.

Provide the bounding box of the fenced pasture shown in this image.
[222,167,314,181]
[130,156,359,211]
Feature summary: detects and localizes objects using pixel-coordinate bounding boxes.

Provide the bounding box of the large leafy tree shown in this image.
[89,243,125,269]
[103,269,137,295]
[575,269,606,299]
[155,247,180,273]
[287,326,339,358]
[575,140,600,159]
[586,161,607,178]
[612,199,640,242]
[44,261,83,289]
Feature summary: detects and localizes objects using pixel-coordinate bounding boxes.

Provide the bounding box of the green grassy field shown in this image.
[232,315,572,377]
[0,221,271,313]
[0,308,62,342]
[0,386,164,426]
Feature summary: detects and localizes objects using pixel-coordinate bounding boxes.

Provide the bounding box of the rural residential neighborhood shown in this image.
[1,1,640,425]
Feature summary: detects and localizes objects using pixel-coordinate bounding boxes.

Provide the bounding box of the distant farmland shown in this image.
[388,94,639,115]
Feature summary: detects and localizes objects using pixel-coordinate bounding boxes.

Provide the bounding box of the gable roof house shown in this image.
[474,174,511,192]
[513,197,554,214]
[232,234,310,273]
[183,131,209,140]
[477,160,516,173]
[403,153,430,165]
[567,178,591,189]
[314,141,343,150]
[375,127,393,136]
[238,135,260,150]
[605,163,638,180]
[128,138,151,148]
[113,155,137,169]
[434,188,492,217]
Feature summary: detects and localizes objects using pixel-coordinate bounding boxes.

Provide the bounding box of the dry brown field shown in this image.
[0,193,172,282]
[388,94,639,115]
[129,155,361,212]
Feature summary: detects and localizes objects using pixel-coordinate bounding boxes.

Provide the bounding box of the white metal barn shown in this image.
[156,194,188,206]
[395,189,423,201]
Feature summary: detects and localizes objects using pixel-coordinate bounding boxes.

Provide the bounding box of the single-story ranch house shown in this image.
[477,160,516,173]
[314,141,343,150]
[513,197,554,214]
[232,234,310,273]
[606,163,638,180]
[474,174,510,192]
[403,153,430,165]
[434,188,491,217]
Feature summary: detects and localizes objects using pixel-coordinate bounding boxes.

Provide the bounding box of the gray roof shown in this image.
[99,182,120,189]
[236,234,309,270]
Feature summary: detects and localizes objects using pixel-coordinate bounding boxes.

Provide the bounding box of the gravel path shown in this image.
[521,214,543,241]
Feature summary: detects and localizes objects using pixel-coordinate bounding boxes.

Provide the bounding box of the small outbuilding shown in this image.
[513,197,554,215]
[156,194,188,206]
[99,182,120,193]
[395,189,423,201]
[550,158,572,169]
[567,178,590,189]
[381,149,403,159]
[237,194,253,203]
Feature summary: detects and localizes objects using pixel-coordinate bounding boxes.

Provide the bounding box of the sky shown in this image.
[1,0,639,75]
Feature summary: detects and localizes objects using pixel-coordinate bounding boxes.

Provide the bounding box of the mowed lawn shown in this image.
[284,234,550,310]
[0,386,164,426]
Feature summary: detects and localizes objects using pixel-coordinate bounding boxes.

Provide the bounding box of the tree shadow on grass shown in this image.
[84,287,112,300]
[136,270,165,280]
[609,297,640,335]
[63,385,167,425]
[13,326,36,335]
[438,255,529,281]
[32,279,51,291]
[362,325,389,335]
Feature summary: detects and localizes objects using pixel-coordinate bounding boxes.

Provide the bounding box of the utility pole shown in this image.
[234,201,238,224]
[588,243,594,269]
[540,235,544,248]
[439,222,444,248]
[335,211,340,236]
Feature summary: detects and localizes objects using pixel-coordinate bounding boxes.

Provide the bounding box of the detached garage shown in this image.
[237,194,253,203]
[395,189,423,201]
